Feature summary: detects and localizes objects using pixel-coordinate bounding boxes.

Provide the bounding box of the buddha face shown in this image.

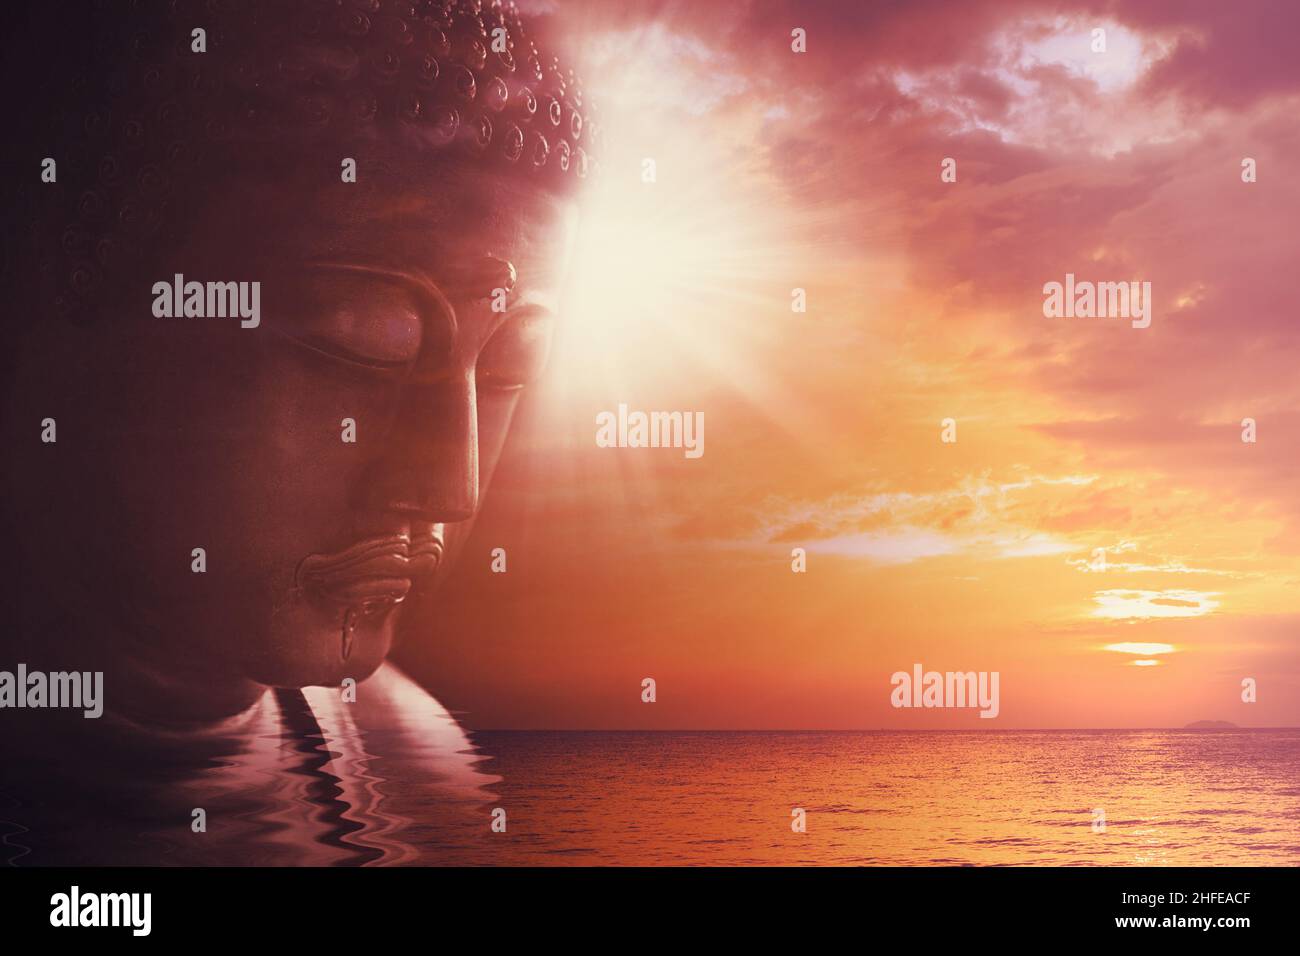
[8,157,575,720]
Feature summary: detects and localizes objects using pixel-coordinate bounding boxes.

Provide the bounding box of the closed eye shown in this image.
[275,273,425,370]
[287,332,416,371]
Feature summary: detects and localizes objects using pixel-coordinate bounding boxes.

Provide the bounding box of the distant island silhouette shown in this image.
[1183,720,1240,729]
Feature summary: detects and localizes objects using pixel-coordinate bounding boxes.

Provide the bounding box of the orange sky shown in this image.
[399,0,1300,729]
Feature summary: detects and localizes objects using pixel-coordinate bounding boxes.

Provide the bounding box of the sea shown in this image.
[470,729,1300,865]
[5,721,1298,865]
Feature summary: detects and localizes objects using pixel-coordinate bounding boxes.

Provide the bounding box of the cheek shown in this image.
[126,340,410,588]
[221,345,407,539]
[95,331,523,596]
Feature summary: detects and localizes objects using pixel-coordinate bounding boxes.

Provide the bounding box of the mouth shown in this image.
[296,529,444,612]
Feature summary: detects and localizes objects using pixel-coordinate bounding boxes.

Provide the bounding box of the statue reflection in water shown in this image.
[0,0,597,864]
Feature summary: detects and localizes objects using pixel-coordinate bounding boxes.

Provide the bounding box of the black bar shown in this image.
[1,866,1291,942]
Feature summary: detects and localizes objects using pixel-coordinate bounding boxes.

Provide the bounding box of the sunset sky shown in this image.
[401,0,1300,729]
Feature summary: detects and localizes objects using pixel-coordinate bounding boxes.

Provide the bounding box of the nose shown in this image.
[358,369,480,523]
[352,271,504,525]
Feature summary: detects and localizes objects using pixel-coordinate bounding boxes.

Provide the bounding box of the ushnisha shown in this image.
[152,274,261,328]
[28,0,600,324]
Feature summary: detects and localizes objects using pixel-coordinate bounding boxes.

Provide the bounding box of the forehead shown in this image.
[221,160,577,298]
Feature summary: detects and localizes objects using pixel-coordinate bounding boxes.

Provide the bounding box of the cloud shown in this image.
[752,474,1097,562]
[1092,589,1220,619]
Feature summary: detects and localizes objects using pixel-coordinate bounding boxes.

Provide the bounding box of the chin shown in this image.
[249,591,399,689]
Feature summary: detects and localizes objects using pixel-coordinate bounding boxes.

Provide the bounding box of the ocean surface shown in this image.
[471,729,1300,865]
[6,719,1299,865]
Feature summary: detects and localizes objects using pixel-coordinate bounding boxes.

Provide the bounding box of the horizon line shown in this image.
[465,725,1300,733]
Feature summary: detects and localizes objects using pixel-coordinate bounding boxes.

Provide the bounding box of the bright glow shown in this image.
[551,23,808,423]
[562,171,766,381]
[1104,643,1176,656]
[1132,659,1161,667]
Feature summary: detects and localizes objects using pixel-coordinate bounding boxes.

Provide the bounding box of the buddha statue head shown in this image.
[2,0,598,723]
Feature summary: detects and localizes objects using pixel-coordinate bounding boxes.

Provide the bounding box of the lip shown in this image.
[297,531,443,611]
